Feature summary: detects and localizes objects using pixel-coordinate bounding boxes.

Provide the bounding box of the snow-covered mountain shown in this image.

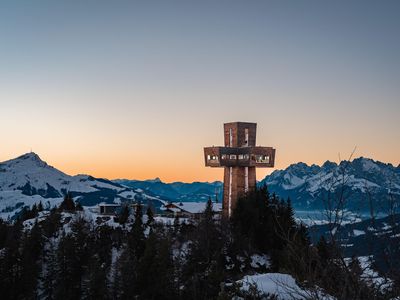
[1,153,398,219]
[261,157,400,212]
[0,153,164,219]
[117,157,400,213]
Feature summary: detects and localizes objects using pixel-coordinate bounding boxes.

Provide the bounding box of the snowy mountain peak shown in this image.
[351,157,381,173]
[19,152,41,160]
[262,157,400,211]
[3,152,49,169]
[322,160,337,170]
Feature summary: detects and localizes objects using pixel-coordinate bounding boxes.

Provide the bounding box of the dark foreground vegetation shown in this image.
[0,188,399,299]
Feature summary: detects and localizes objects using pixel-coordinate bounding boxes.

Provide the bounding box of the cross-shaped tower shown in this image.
[204,122,276,217]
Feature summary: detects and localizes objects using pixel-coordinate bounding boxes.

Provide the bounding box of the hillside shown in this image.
[0,153,164,219]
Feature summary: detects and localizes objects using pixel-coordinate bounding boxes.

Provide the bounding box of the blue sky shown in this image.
[1,1,399,181]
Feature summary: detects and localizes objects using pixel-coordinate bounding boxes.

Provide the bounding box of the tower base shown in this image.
[222,166,256,218]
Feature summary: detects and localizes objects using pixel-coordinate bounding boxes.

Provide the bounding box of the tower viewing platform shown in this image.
[204,122,276,217]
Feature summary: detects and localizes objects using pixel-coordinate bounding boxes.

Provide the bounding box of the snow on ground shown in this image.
[154,216,190,225]
[164,202,222,214]
[0,190,63,220]
[353,229,366,236]
[250,254,271,269]
[83,206,122,228]
[238,273,334,299]
[118,190,137,199]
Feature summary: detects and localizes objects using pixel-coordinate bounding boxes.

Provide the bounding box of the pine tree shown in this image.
[182,198,225,299]
[31,203,38,217]
[54,218,92,300]
[115,247,137,299]
[42,208,61,238]
[41,238,58,300]
[59,193,75,212]
[19,221,43,299]
[137,230,177,299]
[86,254,108,300]
[54,232,77,300]
[128,204,145,260]
[118,205,130,226]
[145,206,154,227]
[173,214,180,235]
[71,217,92,296]
[38,201,44,212]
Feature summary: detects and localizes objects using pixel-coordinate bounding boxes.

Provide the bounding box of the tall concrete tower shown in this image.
[204,122,276,217]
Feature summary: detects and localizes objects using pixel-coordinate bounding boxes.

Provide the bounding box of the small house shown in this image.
[161,201,222,218]
[98,203,121,215]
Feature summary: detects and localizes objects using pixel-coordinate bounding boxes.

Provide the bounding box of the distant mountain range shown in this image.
[0,153,399,219]
[117,157,400,213]
[262,157,400,212]
[114,178,223,203]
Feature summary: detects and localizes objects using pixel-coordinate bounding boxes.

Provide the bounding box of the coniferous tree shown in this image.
[0,220,23,299]
[129,204,145,260]
[41,238,58,300]
[38,201,44,212]
[55,232,77,300]
[54,218,92,300]
[95,225,114,266]
[19,221,43,299]
[42,208,61,238]
[182,198,226,299]
[118,205,130,226]
[173,213,180,236]
[145,206,154,227]
[137,229,177,299]
[86,254,109,300]
[115,247,138,299]
[59,193,76,211]
[31,203,38,217]
[70,217,92,296]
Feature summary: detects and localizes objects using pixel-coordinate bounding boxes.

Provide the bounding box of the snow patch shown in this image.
[238,273,334,299]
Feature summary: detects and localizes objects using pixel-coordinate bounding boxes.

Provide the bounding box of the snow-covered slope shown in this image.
[262,157,400,211]
[0,153,164,219]
[0,153,123,194]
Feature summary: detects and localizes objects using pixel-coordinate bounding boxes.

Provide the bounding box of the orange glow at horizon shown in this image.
[1,132,399,184]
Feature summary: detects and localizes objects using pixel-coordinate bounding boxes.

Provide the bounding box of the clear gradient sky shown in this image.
[1,1,399,182]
